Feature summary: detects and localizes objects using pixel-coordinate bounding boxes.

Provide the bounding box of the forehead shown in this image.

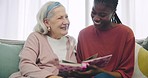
[52,6,66,15]
[93,3,113,13]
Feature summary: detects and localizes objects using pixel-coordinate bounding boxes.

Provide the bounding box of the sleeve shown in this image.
[116,31,135,78]
[19,33,56,78]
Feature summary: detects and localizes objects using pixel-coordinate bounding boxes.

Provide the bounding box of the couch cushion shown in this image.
[136,39,145,45]
[0,41,23,78]
[138,46,148,77]
[132,43,148,78]
[141,37,148,50]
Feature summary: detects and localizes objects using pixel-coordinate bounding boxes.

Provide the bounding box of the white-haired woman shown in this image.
[9,1,76,78]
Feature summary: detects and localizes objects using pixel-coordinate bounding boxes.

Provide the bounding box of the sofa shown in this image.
[133,38,148,78]
[0,38,148,78]
[0,39,24,78]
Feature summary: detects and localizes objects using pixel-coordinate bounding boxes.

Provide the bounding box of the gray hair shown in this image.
[34,1,63,34]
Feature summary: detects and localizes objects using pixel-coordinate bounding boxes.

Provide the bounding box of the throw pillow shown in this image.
[132,43,148,78]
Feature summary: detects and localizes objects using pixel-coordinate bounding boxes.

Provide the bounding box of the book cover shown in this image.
[59,54,112,72]
[82,54,112,68]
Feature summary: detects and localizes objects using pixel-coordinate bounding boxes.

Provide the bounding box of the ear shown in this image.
[43,18,50,27]
[111,11,115,18]
[110,11,116,23]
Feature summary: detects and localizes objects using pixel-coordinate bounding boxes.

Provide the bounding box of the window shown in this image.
[0,0,148,40]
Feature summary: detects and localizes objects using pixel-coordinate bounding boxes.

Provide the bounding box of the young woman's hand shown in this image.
[85,65,103,75]
[70,65,103,78]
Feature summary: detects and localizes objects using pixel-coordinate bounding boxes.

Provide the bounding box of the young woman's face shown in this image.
[45,6,70,39]
[91,3,114,29]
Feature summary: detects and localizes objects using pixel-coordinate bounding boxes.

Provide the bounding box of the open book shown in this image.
[59,54,112,72]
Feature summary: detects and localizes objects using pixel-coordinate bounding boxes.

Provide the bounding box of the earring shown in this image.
[112,16,117,23]
[47,27,50,31]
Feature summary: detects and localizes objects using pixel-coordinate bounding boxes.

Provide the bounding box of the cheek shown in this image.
[101,17,112,24]
[108,14,113,20]
[103,16,112,21]
[67,19,70,25]
[91,13,94,19]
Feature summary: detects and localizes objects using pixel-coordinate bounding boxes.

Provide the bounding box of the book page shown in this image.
[82,54,112,67]
[62,60,77,64]
[59,54,112,72]
[59,62,82,72]
[85,53,98,60]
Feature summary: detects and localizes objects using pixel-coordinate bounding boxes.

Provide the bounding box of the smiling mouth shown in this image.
[60,26,69,30]
[93,21,101,25]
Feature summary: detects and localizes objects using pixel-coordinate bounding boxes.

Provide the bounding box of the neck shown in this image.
[47,33,62,40]
[98,23,116,31]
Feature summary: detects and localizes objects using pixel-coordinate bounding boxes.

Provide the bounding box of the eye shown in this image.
[91,9,96,15]
[65,15,68,18]
[91,11,96,15]
[98,13,107,18]
[58,16,62,19]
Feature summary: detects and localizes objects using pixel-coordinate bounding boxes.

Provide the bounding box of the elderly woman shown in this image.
[9,1,76,78]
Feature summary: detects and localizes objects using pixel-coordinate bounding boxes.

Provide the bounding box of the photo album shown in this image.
[59,54,112,72]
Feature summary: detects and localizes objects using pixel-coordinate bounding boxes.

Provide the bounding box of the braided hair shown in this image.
[94,0,121,24]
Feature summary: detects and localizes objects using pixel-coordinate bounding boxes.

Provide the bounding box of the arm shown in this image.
[47,76,63,78]
[76,28,135,78]
[90,65,122,78]
[73,65,122,78]
[116,34,135,78]
[79,34,135,78]
[19,33,58,78]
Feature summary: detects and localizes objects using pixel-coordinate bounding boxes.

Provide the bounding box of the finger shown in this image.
[78,70,93,75]
[88,65,98,69]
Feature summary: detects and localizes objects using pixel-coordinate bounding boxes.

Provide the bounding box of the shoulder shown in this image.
[29,32,43,37]
[116,24,133,33]
[79,25,94,35]
[115,24,134,36]
[26,32,47,44]
[115,24,135,41]
[81,25,94,32]
[28,32,46,40]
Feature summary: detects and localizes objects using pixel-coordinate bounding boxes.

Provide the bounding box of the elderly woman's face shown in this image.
[45,6,70,39]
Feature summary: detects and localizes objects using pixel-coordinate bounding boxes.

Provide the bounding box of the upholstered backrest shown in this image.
[0,39,24,78]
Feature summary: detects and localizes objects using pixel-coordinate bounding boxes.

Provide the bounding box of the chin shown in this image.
[94,24,102,29]
[62,32,68,36]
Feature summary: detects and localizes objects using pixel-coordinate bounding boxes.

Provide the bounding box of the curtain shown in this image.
[86,0,148,39]
[0,0,20,39]
[0,0,85,40]
[116,0,148,39]
[1,0,148,40]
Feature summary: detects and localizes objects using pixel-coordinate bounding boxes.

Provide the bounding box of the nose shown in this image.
[93,15,101,21]
[63,18,69,25]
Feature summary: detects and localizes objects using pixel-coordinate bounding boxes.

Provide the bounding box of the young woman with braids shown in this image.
[75,0,135,78]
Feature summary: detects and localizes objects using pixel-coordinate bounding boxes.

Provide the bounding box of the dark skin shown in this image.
[91,3,116,30]
[72,3,122,78]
